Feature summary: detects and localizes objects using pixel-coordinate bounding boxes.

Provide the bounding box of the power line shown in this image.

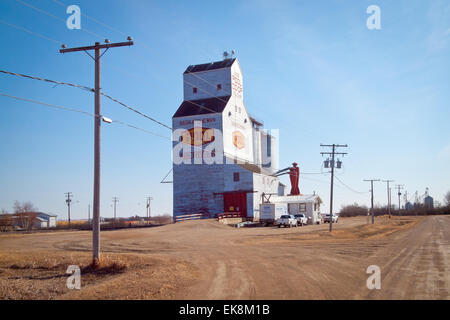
[42,0,236,107]
[10,2,260,131]
[334,175,369,194]
[16,0,65,23]
[15,0,106,39]
[0,92,171,140]
[100,92,172,130]
[52,0,128,36]
[0,91,96,117]
[0,18,62,44]
[111,120,171,140]
[0,69,173,130]
[0,69,93,92]
[5,4,231,117]
[52,0,234,97]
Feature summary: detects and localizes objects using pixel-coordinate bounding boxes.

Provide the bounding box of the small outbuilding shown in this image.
[34,212,57,228]
[8,212,57,229]
[271,194,322,224]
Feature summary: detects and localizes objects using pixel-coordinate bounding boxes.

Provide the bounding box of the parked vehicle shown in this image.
[323,214,338,223]
[259,203,287,225]
[294,213,308,226]
[277,215,298,228]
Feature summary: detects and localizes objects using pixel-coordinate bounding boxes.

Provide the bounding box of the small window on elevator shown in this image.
[217,84,222,91]
[233,172,240,182]
[193,87,198,94]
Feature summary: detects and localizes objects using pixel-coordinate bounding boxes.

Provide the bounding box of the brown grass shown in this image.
[242,216,421,245]
[81,255,127,275]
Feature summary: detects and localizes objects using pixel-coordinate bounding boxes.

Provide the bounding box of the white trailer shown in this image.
[270,194,322,225]
[259,203,287,224]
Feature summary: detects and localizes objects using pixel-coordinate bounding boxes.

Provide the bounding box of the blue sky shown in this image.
[0,0,449,219]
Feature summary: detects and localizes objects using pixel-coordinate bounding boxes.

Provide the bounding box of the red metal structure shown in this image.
[289,162,301,195]
[275,162,302,196]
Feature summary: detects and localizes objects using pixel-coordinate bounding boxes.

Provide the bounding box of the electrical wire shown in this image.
[0,70,93,92]
[0,69,173,130]
[334,175,369,194]
[0,91,95,117]
[100,92,172,130]
[7,2,287,134]
[0,18,62,44]
[50,0,234,98]
[15,0,106,39]
[8,2,240,117]
[52,0,128,36]
[0,92,171,140]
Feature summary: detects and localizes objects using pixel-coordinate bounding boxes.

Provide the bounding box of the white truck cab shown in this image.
[277,215,298,228]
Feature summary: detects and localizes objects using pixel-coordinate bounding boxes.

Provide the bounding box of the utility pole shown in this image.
[60,38,134,264]
[112,197,119,221]
[382,180,394,219]
[404,190,408,210]
[88,204,90,223]
[320,144,348,232]
[389,187,393,212]
[65,192,72,228]
[395,185,404,213]
[363,179,380,224]
[146,197,153,224]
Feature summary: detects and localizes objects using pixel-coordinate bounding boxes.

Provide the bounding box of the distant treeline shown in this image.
[55,215,173,230]
[339,204,450,217]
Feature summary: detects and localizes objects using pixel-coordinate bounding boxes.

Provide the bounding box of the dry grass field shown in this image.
[0,215,448,300]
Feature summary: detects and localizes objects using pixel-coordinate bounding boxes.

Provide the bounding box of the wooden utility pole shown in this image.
[60,39,134,264]
[112,197,119,221]
[65,192,72,228]
[320,144,348,232]
[146,197,153,223]
[389,187,393,212]
[395,185,404,213]
[364,179,380,224]
[382,180,394,219]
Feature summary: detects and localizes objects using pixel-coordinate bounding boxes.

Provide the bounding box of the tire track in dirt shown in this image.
[358,215,450,299]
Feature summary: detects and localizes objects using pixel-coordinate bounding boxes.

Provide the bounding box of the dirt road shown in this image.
[0,215,448,299]
[359,215,450,299]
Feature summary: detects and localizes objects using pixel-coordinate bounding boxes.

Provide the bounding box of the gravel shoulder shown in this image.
[0,215,448,300]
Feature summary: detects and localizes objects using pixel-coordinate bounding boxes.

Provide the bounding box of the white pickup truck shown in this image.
[294,214,308,226]
[324,214,338,223]
[277,215,298,228]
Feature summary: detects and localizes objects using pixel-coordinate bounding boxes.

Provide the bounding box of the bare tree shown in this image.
[445,191,450,207]
[13,201,37,213]
[13,201,38,230]
[0,214,12,232]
